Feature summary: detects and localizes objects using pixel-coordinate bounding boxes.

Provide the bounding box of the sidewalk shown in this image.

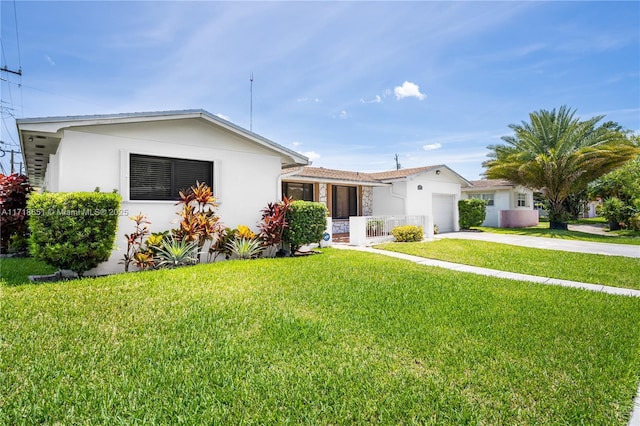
[435,231,640,258]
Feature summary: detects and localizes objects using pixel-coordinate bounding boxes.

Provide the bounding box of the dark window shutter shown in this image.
[174,159,213,197]
[130,155,171,200]
[130,154,213,201]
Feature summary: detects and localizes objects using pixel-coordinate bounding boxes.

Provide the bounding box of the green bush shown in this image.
[600,197,635,230]
[391,225,423,242]
[458,198,487,229]
[628,214,640,231]
[283,201,328,254]
[28,192,122,276]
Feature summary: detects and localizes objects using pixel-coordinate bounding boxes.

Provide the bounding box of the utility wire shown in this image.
[13,0,22,70]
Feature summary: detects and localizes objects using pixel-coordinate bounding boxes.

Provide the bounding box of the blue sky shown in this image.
[1,1,638,179]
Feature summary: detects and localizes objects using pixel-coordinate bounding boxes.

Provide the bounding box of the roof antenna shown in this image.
[394,153,402,170]
[249,72,254,131]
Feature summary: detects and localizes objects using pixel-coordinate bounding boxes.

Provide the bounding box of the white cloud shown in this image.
[394,81,426,100]
[215,113,230,121]
[45,55,55,66]
[422,143,442,151]
[333,109,350,119]
[303,151,320,160]
[292,141,302,147]
[361,95,382,104]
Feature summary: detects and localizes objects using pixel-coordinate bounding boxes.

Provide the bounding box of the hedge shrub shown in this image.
[28,192,122,276]
[391,225,423,242]
[458,198,487,229]
[283,201,328,254]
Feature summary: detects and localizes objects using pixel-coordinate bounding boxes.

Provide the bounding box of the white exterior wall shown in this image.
[43,151,60,192]
[372,182,406,215]
[372,170,462,232]
[490,191,512,227]
[408,172,462,232]
[50,119,285,275]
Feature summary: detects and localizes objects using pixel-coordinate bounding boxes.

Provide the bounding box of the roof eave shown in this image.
[282,175,389,186]
[16,109,310,171]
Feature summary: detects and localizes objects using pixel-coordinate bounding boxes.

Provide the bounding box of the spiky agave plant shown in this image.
[227,237,263,260]
[155,237,199,268]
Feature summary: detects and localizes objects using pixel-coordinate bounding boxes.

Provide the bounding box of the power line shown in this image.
[0,0,25,176]
[13,0,22,69]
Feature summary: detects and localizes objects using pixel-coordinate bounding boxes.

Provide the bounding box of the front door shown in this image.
[332,185,357,219]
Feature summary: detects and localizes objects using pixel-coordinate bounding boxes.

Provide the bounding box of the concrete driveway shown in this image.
[435,231,640,258]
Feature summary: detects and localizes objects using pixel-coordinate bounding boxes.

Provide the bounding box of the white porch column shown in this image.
[320,216,333,248]
[425,215,434,239]
[349,216,367,246]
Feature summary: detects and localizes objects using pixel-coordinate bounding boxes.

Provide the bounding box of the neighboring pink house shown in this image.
[462,179,538,228]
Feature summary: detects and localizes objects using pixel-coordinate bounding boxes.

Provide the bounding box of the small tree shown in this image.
[0,173,32,253]
[283,201,328,254]
[458,199,487,229]
[28,192,121,276]
[589,156,639,204]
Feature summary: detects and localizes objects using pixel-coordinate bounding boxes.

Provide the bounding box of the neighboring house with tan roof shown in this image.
[282,165,471,234]
[461,179,537,228]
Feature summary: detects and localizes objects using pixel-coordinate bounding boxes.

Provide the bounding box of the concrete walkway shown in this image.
[334,245,640,297]
[567,223,614,237]
[435,231,640,258]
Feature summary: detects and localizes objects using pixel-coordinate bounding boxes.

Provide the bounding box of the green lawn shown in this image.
[0,257,57,286]
[2,250,640,424]
[477,225,640,244]
[375,239,640,290]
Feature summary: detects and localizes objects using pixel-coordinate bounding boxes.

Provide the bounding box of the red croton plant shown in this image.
[258,196,292,257]
[173,181,222,262]
[0,173,32,253]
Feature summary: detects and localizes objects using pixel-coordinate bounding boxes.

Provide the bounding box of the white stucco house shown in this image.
[281,165,471,237]
[461,179,538,228]
[17,109,309,274]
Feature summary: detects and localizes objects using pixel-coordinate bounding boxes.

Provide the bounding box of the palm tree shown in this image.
[483,106,640,229]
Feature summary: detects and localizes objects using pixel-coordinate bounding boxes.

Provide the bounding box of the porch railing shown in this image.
[349,215,433,246]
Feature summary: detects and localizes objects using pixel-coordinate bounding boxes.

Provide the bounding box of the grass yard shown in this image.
[0,257,57,286]
[375,239,640,290]
[2,250,640,424]
[477,225,640,244]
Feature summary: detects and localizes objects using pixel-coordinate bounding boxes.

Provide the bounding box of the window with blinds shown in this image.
[130,154,213,200]
[282,182,314,201]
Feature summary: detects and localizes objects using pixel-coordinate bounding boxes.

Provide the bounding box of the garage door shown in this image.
[432,194,455,233]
